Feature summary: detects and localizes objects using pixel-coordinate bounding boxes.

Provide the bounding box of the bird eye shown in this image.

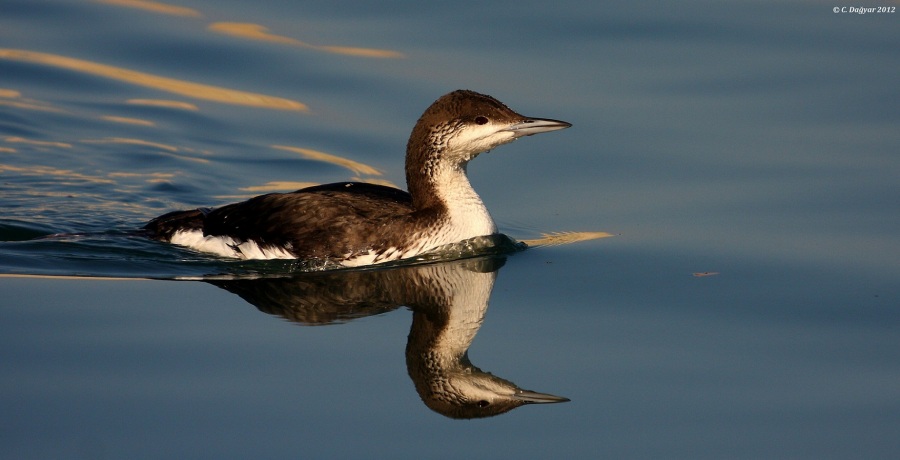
[474,116,489,125]
[476,400,490,408]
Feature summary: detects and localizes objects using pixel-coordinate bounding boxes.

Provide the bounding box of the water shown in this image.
[2,0,899,458]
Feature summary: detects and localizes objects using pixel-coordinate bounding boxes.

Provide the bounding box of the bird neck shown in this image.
[406,143,497,237]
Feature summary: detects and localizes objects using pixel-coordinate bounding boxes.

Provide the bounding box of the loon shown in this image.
[143,90,571,266]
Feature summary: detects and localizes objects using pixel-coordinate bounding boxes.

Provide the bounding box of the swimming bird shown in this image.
[143,90,571,266]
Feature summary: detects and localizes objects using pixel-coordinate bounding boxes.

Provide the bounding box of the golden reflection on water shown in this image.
[2,162,182,192]
[0,163,114,184]
[208,23,405,59]
[272,145,382,176]
[9,189,158,219]
[97,1,404,59]
[101,115,156,126]
[94,0,201,17]
[0,49,307,111]
[0,99,62,112]
[80,138,210,163]
[108,171,176,183]
[4,136,72,149]
[81,137,178,153]
[520,231,615,247]
[126,99,199,111]
[0,88,64,113]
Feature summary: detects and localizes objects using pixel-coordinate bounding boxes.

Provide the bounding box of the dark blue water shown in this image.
[2,1,898,458]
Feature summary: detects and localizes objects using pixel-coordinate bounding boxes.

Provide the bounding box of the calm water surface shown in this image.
[1,0,898,458]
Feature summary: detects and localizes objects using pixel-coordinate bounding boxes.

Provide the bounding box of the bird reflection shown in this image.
[207,256,569,418]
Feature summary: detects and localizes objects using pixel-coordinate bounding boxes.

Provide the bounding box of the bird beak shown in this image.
[503,117,572,138]
[512,389,571,404]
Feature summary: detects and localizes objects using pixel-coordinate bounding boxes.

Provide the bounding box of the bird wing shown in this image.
[202,182,415,259]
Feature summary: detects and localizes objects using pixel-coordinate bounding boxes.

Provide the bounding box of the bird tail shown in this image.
[142,208,207,241]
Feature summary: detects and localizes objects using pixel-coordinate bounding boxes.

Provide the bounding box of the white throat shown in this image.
[431,162,497,240]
